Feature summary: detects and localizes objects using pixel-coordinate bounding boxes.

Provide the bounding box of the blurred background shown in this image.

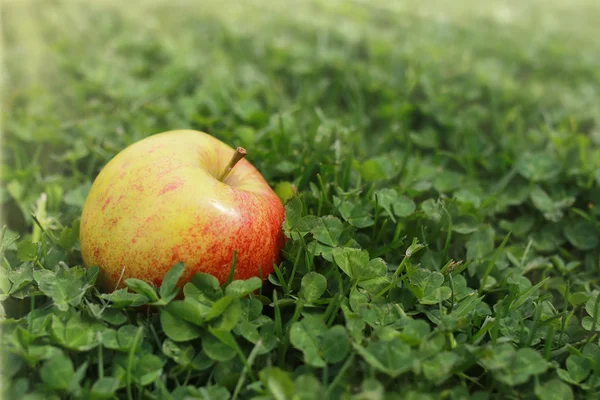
[2,0,600,232]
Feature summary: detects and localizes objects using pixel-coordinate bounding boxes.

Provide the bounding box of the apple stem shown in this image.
[218,147,247,182]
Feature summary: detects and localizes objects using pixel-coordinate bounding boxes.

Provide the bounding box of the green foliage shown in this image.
[2,0,600,398]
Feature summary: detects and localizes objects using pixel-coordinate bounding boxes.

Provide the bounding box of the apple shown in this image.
[79,130,285,290]
[274,181,297,204]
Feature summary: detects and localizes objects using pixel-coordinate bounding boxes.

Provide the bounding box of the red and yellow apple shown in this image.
[80,130,285,290]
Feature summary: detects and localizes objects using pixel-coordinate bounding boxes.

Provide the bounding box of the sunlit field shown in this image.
[2,0,600,398]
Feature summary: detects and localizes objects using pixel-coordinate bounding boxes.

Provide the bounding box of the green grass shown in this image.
[3,0,600,398]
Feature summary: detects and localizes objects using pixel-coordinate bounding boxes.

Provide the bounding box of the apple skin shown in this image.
[80,130,285,290]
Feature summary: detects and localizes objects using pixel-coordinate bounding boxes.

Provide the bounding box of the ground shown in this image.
[2,0,600,398]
